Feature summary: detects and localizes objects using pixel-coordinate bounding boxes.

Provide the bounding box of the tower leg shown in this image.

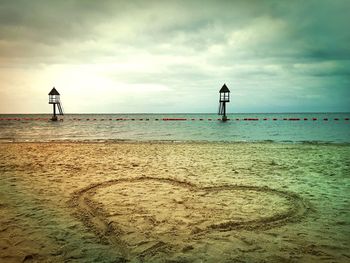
[51,103,57,121]
[222,102,227,121]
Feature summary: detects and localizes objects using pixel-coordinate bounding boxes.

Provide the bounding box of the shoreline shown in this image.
[1,139,350,145]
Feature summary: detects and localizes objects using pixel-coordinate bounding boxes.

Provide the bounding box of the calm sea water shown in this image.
[0,113,349,143]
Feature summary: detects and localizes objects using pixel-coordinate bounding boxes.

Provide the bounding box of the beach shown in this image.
[0,141,349,262]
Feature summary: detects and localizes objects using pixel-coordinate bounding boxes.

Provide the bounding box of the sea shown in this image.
[0,113,349,143]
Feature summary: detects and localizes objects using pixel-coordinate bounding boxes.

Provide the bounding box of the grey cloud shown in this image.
[291,61,350,77]
[2,0,349,65]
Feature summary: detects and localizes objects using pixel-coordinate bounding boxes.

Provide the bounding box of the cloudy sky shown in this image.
[0,0,349,113]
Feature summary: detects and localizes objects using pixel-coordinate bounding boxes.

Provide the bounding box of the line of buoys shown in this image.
[0,117,349,122]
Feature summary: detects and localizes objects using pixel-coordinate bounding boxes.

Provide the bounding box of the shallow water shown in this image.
[0,113,349,143]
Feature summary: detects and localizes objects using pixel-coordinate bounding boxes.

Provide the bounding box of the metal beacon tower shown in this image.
[218,84,230,122]
[48,87,64,121]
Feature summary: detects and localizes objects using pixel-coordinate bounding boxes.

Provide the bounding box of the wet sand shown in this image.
[0,142,349,262]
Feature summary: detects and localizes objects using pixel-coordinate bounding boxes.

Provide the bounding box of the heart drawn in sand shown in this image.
[70,177,308,261]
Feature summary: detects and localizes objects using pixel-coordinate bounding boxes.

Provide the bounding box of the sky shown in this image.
[0,0,349,114]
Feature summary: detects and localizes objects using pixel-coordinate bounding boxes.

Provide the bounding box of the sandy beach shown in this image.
[0,142,349,262]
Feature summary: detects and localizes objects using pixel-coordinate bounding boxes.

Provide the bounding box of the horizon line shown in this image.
[1,111,350,115]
